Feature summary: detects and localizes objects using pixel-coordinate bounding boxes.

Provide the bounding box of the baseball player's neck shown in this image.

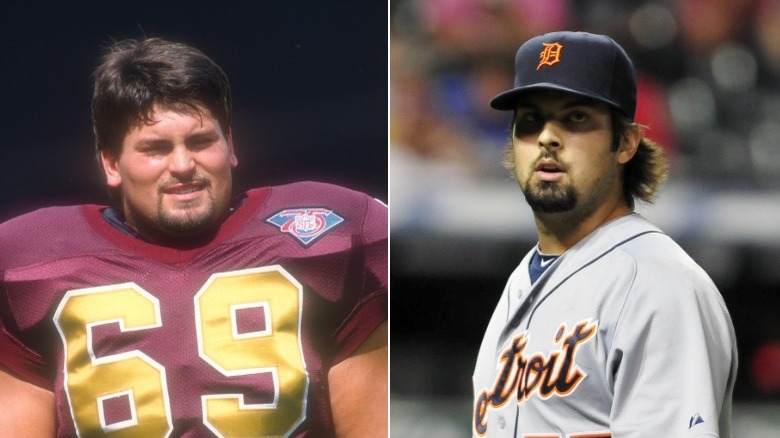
[534,198,633,254]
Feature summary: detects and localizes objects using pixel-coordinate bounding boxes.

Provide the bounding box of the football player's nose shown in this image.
[169,147,196,176]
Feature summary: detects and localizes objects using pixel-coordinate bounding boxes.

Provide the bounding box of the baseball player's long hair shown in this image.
[503,108,668,208]
[610,111,668,208]
[91,37,232,201]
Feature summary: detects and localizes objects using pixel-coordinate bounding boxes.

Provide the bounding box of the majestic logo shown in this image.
[266,208,344,246]
[689,413,705,429]
[537,42,563,70]
[473,320,597,436]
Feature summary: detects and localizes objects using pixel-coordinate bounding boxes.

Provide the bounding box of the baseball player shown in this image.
[472,31,737,437]
[0,38,387,437]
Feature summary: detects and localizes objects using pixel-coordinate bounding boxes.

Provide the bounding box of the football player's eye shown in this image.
[140,143,171,155]
[188,135,217,150]
[190,140,212,150]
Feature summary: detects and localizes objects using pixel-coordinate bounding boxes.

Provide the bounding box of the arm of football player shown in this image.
[0,367,56,437]
[328,321,388,438]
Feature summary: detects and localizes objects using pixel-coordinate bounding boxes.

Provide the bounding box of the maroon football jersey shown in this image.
[0,181,387,437]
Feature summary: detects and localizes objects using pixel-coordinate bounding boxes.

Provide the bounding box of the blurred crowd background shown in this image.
[391,0,780,181]
[390,0,780,435]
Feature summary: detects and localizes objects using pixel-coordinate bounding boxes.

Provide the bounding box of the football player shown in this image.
[0,38,387,438]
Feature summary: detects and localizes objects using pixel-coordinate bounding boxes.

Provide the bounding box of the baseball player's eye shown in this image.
[562,110,601,132]
[568,111,588,123]
[514,113,544,136]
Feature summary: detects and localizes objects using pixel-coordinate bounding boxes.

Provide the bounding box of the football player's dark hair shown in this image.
[91,38,232,159]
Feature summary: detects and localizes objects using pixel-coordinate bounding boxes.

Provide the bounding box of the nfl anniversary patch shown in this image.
[266,208,344,246]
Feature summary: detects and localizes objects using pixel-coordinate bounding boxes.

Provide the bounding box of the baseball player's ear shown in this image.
[616,125,641,165]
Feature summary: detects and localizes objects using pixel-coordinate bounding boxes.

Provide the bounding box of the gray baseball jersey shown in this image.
[472,213,737,437]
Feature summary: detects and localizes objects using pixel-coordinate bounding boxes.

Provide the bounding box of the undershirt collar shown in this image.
[528,246,560,284]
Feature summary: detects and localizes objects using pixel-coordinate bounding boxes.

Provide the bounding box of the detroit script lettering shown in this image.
[474,320,598,436]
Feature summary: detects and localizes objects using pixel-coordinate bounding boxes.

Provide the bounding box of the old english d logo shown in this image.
[537,42,563,70]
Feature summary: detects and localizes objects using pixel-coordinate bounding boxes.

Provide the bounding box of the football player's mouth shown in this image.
[534,159,566,182]
[162,181,208,202]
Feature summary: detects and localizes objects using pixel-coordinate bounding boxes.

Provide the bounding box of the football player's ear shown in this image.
[101,150,122,188]
[226,128,238,168]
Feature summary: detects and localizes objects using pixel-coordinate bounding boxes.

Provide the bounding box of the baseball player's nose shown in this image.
[538,124,562,149]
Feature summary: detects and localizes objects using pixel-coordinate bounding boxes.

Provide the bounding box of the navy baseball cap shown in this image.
[490,31,637,120]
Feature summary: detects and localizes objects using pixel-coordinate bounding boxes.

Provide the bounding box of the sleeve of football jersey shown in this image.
[330,196,388,365]
[608,258,737,437]
[0,212,59,390]
[0,320,49,389]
